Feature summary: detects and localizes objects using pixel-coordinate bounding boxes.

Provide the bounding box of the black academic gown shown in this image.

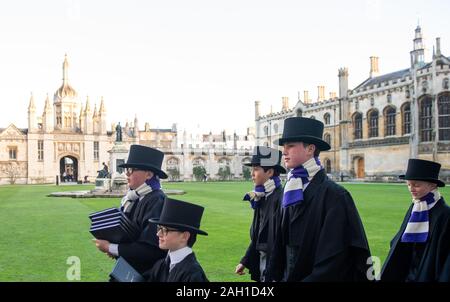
[117,190,167,274]
[240,186,283,281]
[380,198,450,282]
[267,170,372,282]
[144,252,209,282]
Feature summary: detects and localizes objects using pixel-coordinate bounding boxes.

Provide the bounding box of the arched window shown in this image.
[310,115,316,120]
[324,158,332,174]
[353,112,363,140]
[263,126,268,136]
[420,96,433,142]
[368,110,379,138]
[402,103,411,135]
[384,106,396,136]
[324,113,331,125]
[296,109,303,117]
[324,133,331,146]
[273,123,278,134]
[438,93,450,140]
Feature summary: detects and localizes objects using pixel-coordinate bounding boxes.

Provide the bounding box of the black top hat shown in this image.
[399,159,445,187]
[118,145,168,179]
[243,146,286,174]
[274,117,331,151]
[149,198,208,235]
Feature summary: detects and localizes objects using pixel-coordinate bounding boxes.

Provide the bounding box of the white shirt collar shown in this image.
[168,246,193,271]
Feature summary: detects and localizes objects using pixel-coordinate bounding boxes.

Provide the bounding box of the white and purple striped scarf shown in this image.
[282,157,323,208]
[120,176,161,213]
[401,189,441,243]
[243,176,281,209]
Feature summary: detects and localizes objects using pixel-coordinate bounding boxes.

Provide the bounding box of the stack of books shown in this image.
[89,208,139,243]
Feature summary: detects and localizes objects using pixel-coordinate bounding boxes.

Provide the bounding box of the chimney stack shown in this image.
[370,56,379,78]
[317,86,325,102]
[281,96,289,111]
[303,91,310,104]
[329,92,337,99]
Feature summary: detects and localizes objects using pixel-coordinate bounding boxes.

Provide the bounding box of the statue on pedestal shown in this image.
[116,122,123,142]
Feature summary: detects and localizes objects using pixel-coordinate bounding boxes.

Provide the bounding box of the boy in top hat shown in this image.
[235,146,286,282]
[381,159,450,282]
[268,117,371,282]
[144,198,208,282]
[94,144,167,275]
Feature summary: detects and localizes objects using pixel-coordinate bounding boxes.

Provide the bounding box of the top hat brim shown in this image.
[148,218,208,235]
[118,163,168,179]
[274,135,331,151]
[399,175,445,187]
[243,162,287,174]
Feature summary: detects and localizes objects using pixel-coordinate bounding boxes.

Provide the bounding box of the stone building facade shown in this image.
[255,26,450,181]
[0,55,254,184]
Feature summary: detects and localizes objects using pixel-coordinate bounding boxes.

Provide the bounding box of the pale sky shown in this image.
[1,0,450,134]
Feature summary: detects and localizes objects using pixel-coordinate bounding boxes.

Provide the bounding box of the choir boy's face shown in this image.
[251,166,273,186]
[282,142,315,169]
[157,226,190,251]
[406,180,437,199]
[126,169,154,190]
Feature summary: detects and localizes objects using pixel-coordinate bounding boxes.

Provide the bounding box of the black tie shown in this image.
[164,256,171,274]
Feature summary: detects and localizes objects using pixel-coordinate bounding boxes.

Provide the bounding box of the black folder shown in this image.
[110,257,145,282]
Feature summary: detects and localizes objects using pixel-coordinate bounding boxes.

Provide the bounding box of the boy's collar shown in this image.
[168,246,193,266]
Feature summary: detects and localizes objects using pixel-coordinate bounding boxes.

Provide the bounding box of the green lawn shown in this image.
[0,181,448,281]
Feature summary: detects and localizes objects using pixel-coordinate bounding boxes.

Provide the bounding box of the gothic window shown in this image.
[296,109,303,117]
[385,106,396,136]
[38,140,44,161]
[9,147,17,160]
[444,78,449,90]
[324,158,332,174]
[368,110,379,138]
[263,126,268,136]
[419,97,433,142]
[438,93,450,140]
[387,94,392,103]
[324,113,331,125]
[353,112,363,140]
[166,157,179,169]
[324,133,331,146]
[402,103,411,135]
[94,141,99,161]
[273,124,278,134]
[310,115,316,120]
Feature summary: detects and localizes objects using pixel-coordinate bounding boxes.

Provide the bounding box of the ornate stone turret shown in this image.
[54,54,77,102]
[98,96,107,134]
[338,67,349,98]
[28,93,37,132]
[410,25,425,68]
[42,94,54,133]
[255,100,261,120]
[84,96,93,134]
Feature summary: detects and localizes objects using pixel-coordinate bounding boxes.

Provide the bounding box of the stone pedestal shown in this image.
[108,142,129,174]
[111,172,128,193]
[94,178,111,192]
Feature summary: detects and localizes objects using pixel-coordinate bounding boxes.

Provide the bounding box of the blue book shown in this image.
[110,257,145,282]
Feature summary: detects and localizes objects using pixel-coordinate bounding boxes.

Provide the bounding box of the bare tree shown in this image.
[2,162,21,185]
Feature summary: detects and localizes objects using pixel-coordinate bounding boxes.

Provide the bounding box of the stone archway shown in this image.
[59,155,78,182]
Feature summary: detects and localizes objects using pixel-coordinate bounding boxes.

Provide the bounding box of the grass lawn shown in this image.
[0,181,448,281]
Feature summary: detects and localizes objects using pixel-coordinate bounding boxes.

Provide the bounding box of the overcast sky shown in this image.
[1,0,449,134]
